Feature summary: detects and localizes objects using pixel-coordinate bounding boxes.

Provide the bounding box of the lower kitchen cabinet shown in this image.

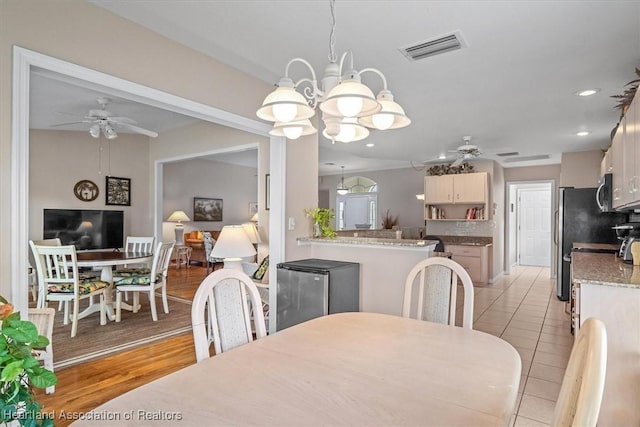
[445,244,491,284]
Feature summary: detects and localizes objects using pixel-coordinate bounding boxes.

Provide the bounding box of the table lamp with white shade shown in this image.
[210,225,257,270]
[167,210,191,245]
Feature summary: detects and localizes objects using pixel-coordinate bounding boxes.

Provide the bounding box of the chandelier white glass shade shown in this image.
[256,0,409,143]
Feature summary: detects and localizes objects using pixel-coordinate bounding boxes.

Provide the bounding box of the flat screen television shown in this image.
[43,209,124,250]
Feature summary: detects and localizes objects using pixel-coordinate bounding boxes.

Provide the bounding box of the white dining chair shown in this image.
[402,257,475,329]
[114,241,175,322]
[29,238,62,309]
[28,243,108,337]
[550,317,607,427]
[27,307,56,394]
[191,268,266,362]
[115,236,156,301]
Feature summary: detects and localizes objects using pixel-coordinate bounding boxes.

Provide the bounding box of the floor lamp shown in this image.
[167,210,191,245]
[210,225,256,270]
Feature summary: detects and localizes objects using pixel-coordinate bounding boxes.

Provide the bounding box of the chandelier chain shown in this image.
[328,0,337,63]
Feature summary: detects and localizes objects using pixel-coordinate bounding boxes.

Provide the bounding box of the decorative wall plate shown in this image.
[74,179,99,202]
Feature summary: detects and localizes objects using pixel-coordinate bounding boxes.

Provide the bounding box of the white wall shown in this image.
[560,150,603,188]
[162,158,257,241]
[29,129,151,241]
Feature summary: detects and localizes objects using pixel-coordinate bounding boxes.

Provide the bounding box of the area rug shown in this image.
[52,294,193,369]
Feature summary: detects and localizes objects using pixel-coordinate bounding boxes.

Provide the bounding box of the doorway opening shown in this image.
[335,176,378,230]
[506,181,554,271]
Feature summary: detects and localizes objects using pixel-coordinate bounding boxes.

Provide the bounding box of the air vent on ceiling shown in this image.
[503,154,550,163]
[400,31,467,62]
[496,152,520,157]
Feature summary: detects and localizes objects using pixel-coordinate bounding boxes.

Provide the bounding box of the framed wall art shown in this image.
[73,179,99,202]
[265,174,270,211]
[193,197,223,221]
[105,176,131,206]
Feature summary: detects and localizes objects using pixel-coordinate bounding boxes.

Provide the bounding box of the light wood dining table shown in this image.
[71,312,521,426]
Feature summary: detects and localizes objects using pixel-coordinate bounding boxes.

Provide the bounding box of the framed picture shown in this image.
[249,202,258,217]
[265,174,270,211]
[193,197,223,221]
[105,176,131,206]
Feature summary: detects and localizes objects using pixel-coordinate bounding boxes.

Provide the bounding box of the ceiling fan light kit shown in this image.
[256,0,410,143]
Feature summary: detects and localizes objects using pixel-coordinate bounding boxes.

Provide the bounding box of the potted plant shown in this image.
[381,210,399,229]
[305,208,337,238]
[0,297,57,426]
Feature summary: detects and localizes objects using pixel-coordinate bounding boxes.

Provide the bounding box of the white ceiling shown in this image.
[31,1,640,175]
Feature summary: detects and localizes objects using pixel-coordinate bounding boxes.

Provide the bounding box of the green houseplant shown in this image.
[0,297,57,426]
[305,208,337,238]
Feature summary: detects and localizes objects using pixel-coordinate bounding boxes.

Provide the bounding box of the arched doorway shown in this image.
[336,176,378,230]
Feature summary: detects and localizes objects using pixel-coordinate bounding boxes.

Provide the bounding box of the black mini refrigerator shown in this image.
[276,258,359,331]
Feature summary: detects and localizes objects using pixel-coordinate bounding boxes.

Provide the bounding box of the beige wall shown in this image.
[1,0,313,299]
[560,150,603,188]
[29,129,151,241]
[504,164,561,183]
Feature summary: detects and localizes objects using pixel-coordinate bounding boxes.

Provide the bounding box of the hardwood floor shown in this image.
[35,264,208,427]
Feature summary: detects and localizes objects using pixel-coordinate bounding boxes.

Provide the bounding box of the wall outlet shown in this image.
[288,217,295,230]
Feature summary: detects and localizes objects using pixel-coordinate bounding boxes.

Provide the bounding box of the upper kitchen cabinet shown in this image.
[612,93,640,210]
[424,172,489,220]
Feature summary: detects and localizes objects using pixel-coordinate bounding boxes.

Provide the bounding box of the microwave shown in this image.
[596,173,614,212]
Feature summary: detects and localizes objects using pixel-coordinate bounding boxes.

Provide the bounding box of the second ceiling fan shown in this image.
[51,97,158,139]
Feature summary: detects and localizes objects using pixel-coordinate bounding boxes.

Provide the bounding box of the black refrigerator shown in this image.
[556,187,626,300]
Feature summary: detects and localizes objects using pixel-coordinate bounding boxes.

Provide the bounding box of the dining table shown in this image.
[75,250,153,321]
[71,312,522,426]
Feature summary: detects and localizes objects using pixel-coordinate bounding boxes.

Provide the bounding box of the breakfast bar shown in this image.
[297,237,438,315]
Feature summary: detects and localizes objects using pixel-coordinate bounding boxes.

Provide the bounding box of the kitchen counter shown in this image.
[437,236,493,246]
[297,236,438,250]
[570,250,640,426]
[572,242,620,252]
[572,251,640,288]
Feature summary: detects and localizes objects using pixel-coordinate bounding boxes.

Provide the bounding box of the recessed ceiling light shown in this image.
[576,131,590,136]
[325,162,336,165]
[576,89,600,97]
[438,154,447,159]
[365,143,375,147]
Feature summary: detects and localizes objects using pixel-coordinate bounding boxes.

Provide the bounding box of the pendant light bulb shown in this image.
[337,123,357,142]
[282,125,304,140]
[371,113,394,130]
[337,97,364,118]
[272,103,298,123]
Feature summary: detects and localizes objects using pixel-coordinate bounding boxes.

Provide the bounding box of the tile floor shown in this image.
[469,265,572,426]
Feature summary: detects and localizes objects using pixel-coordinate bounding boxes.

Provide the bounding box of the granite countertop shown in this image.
[438,236,493,247]
[297,236,438,248]
[572,251,640,289]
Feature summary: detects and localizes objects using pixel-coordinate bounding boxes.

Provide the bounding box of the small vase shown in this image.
[313,221,322,238]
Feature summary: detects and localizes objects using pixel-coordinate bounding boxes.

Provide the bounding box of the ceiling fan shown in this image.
[411,136,483,170]
[448,136,482,167]
[51,97,158,139]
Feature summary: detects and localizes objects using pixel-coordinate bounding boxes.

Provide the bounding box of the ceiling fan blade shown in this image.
[114,122,158,138]
[50,120,93,127]
[109,116,137,124]
[450,157,463,167]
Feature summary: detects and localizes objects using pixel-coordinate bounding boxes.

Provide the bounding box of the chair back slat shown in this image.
[403,257,474,329]
[192,268,266,362]
[125,236,155,253]
[150,241,175,281]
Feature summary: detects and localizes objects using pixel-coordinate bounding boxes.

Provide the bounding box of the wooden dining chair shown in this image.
[402,257,475,329]
[27,307,56,394]
[114,241,175,322]
[28,243,108,337]
[191,268,266,362]
[29,238,62,308]
[550,317,607,427]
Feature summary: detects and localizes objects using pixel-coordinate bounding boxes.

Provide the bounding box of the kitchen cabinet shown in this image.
[445,244,491,284]
[612,93,640,209]
[600,148,612,176]
[571,251,640,426]
[424,172,489,220]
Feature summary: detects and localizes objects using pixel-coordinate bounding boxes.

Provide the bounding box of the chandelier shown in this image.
[256,0,410,143]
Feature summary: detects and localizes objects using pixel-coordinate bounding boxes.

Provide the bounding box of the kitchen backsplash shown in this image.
[426,219,496,237]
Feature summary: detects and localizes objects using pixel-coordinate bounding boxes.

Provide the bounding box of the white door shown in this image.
[518,187,552,266]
